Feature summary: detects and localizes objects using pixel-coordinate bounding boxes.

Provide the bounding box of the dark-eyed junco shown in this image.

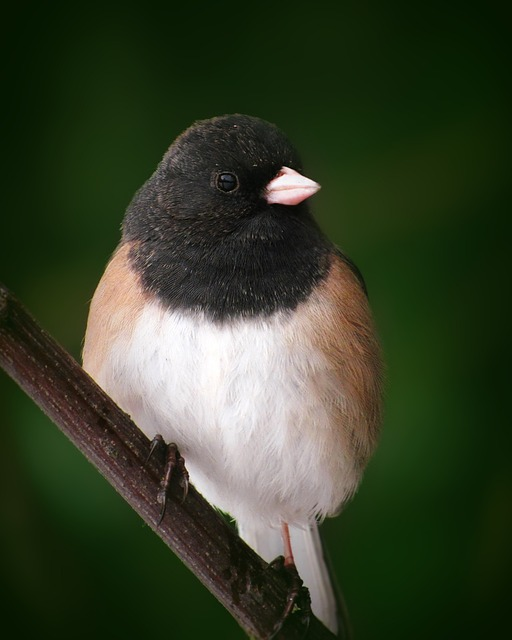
[82,114,383,635]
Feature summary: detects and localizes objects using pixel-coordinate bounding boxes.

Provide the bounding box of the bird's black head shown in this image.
[124,114,312,240]
[122,114,333,320]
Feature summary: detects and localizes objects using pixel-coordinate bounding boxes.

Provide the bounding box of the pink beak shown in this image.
[265,166,321,206]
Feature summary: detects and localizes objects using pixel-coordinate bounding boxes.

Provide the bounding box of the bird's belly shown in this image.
[99,301,359,526]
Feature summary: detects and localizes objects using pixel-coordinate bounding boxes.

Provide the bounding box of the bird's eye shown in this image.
[216,172,239,193]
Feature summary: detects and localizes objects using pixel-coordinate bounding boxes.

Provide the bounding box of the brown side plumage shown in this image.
[83,242,147,381]
[296,254,384,481]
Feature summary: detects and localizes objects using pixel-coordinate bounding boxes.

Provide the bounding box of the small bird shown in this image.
[82,114,383,635]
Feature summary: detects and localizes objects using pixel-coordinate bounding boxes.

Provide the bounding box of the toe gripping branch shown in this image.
[147,434,189,525]
[268,557,312,639]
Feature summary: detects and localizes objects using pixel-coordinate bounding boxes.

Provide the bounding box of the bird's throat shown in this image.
[128,224,332,321]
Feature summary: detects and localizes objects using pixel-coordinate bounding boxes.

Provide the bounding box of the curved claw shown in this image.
[146,434,166,464]
[156,487,168,526]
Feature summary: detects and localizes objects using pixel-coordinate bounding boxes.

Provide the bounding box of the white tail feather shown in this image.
[237,520,338,635]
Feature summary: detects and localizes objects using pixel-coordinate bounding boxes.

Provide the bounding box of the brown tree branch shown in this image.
[0,282,339,639]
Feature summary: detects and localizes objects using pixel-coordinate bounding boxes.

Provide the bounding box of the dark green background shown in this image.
[1,3,510,639]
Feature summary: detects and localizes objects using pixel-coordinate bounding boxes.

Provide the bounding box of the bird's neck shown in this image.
[126,216,332,322]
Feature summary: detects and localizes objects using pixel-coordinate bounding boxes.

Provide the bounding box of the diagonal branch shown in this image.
[0,283,338,640]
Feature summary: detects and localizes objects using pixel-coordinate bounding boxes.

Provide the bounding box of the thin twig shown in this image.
[0,283,337,639]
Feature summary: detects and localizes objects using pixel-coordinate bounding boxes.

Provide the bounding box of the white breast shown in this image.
[95,301,360,527]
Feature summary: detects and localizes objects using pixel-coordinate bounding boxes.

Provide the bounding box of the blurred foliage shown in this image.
[1,2,510,639]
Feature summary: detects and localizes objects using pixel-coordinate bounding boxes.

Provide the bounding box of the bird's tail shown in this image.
[237,520,349,637]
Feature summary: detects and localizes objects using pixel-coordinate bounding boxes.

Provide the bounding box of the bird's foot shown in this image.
[267,557,311,639]
[146,435,189,525]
